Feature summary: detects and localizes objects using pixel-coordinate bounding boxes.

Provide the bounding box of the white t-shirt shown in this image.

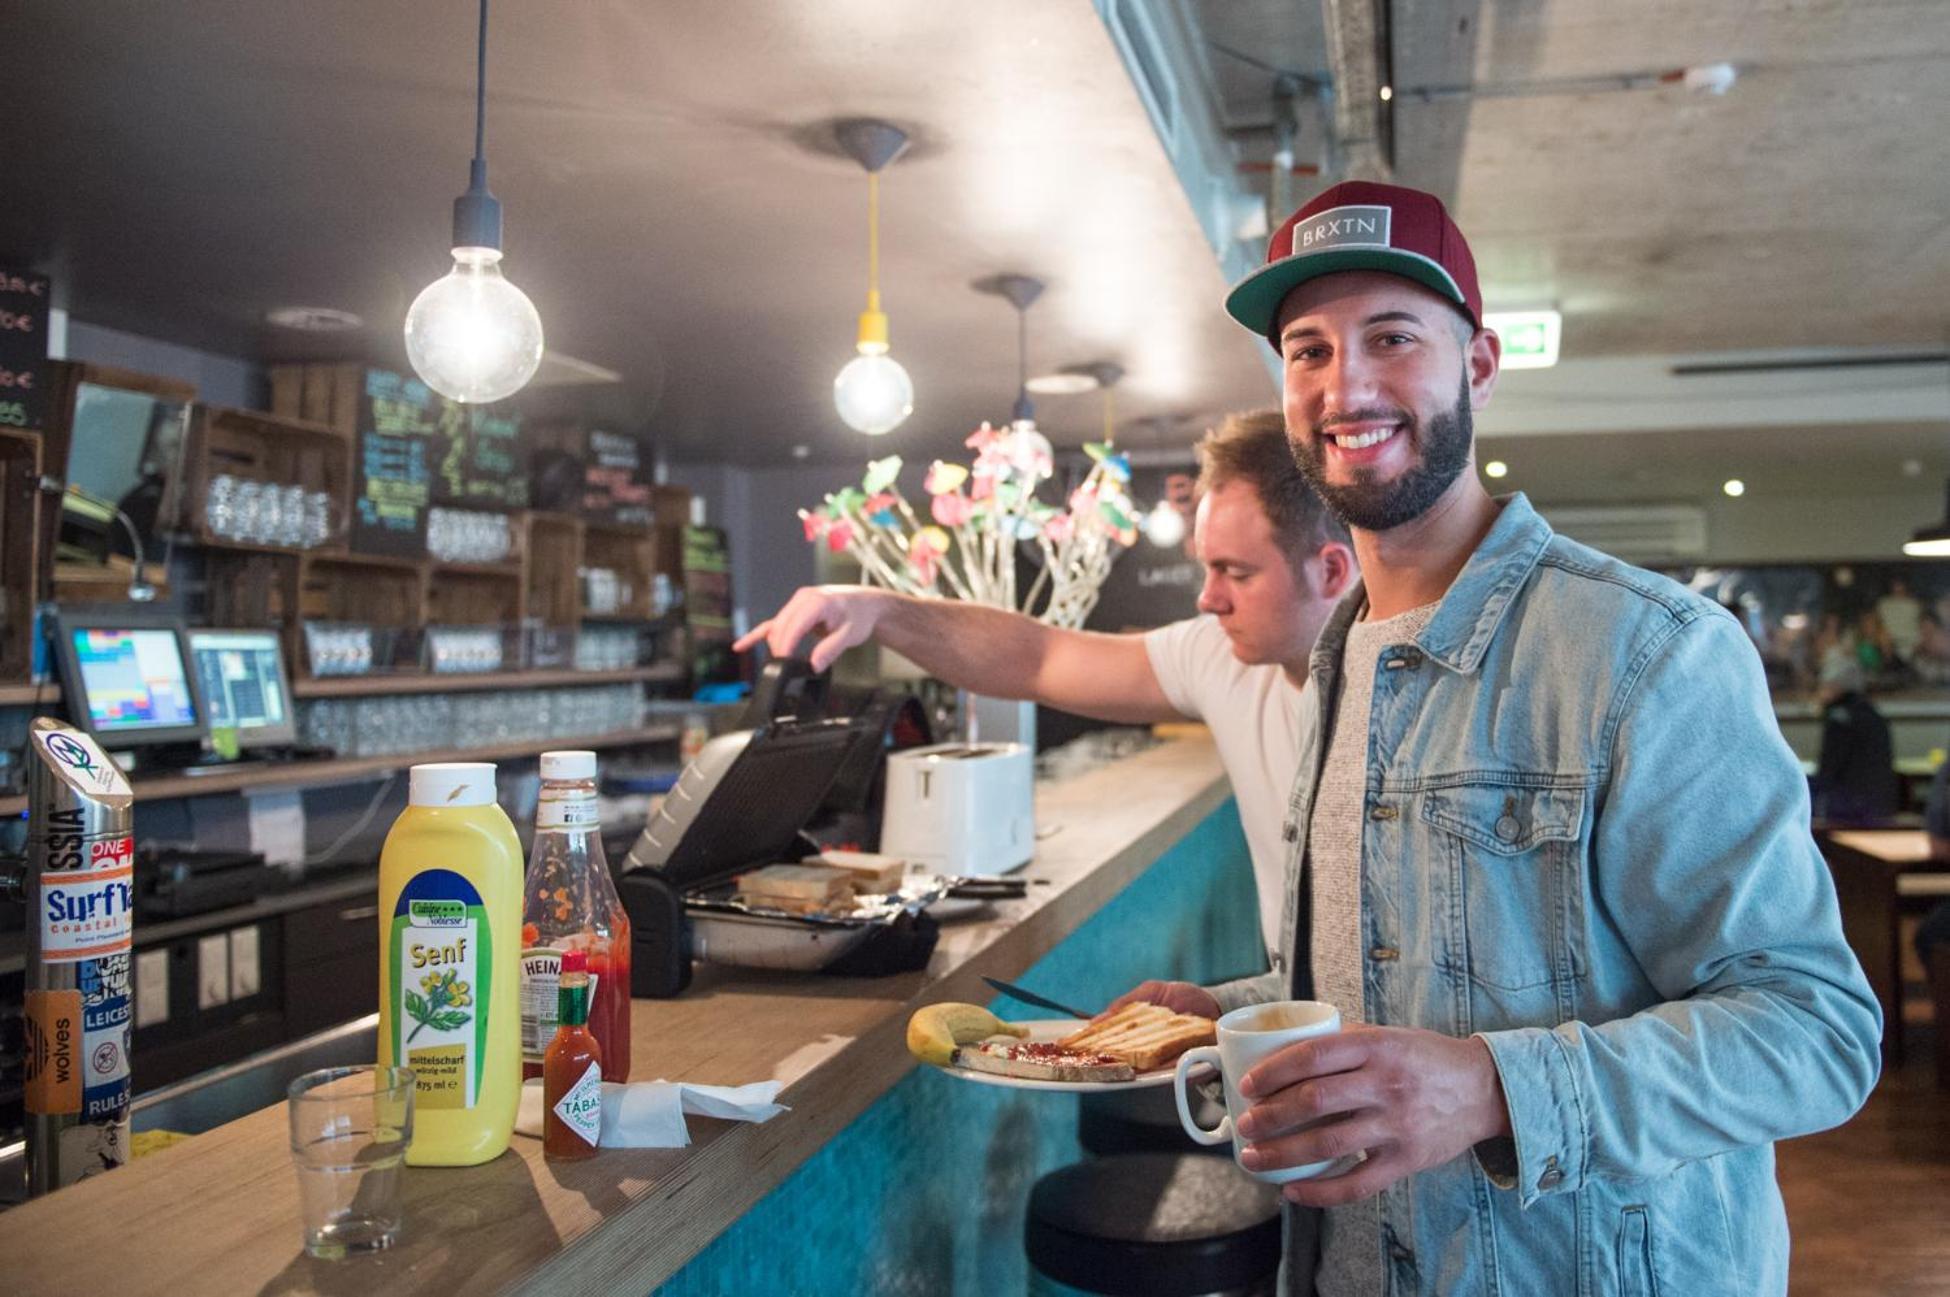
[1144,615,1304,953]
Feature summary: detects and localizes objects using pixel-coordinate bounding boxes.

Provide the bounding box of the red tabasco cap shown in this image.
[560,948,587,975]
[1224,180,1483,345]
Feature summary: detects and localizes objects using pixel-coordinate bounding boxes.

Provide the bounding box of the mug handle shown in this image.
[1173,1046,1230,1146]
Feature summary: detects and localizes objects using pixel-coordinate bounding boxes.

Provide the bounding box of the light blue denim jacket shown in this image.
[1213,494,1882,1296]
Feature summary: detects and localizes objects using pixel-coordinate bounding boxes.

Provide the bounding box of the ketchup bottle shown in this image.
[543,948,602,1161]
[520,751,632,1082]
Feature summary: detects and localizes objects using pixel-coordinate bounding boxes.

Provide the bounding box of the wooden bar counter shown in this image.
[0,735,1236,1296]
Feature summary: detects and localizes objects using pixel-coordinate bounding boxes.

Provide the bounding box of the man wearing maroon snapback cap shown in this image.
[1115,181,1880,1295]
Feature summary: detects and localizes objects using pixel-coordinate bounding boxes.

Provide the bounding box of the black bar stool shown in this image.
[1025,1151,1283,1296]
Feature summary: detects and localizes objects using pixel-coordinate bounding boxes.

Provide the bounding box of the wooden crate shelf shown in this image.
[184,405,354,551]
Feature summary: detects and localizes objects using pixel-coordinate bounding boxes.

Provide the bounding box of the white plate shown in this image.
[927,1018,1215,1093]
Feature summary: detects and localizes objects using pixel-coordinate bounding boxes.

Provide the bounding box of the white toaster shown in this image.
[878,742,1035,876]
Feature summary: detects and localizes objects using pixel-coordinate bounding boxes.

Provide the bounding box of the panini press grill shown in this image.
[616,710,954,996]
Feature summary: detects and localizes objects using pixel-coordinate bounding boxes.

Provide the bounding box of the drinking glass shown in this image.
[286,1065,413,1258]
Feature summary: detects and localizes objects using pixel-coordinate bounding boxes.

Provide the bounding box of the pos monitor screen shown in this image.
[55,617,206,748]
[186,628,297,748]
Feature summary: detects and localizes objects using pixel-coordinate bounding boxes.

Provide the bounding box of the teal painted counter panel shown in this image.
[655,798,1265,1296]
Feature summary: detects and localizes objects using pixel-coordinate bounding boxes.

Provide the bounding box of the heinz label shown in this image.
[520,948,599,1064]
[41,835,134,963]
[390,871,490,1110]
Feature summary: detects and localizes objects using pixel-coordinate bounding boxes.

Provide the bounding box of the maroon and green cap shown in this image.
[1224,180,1483,345]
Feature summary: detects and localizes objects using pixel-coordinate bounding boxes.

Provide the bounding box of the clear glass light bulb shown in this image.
[1144,499,1188,548]
[404,247,545,404]
[835,349,914,435]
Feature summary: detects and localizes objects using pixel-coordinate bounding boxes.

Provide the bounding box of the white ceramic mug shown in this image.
[1173,999,1342,1183]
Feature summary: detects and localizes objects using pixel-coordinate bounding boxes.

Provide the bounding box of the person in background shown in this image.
[1109,179,1879,1296]
[1877,576,1925,667]
[737,410,1356,955]
[1812,655,1899,825]
[1918,758,1950,1003]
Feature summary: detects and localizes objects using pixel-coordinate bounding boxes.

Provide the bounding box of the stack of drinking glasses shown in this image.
[427,509,512,565]
[206,475,333,548]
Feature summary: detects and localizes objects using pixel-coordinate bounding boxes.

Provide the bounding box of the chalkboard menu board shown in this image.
[583,428,653,524]
[350,368,446,557]
[434,404,528,509]
[0,268,52,433]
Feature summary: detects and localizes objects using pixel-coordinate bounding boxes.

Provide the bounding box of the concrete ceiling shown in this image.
[1,1,1271,466]
[7,0,1950,498]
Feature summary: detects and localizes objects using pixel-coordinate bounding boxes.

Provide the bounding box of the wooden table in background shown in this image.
[1817,828,1949,1066]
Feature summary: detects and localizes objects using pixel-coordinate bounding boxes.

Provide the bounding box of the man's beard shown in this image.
[1290,375,1474,532]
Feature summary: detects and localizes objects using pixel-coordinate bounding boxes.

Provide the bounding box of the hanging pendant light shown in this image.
[1903,353,1950,555]
[1905,479,1950,556]
[974,273,1055,468]
[833,119,914,436]
[404,0,545,405]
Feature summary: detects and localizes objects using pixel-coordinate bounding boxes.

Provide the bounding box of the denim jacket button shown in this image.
[1538,1167,1564,1190]
[1494,814,1521,842]
[1369,804,1398,822]
[1370,946,1399,961]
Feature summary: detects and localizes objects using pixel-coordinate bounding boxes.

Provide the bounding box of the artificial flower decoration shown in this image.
[795,420,1141,627]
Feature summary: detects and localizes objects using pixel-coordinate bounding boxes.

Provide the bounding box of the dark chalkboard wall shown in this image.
[1083,463,1201,633]
[0,268,52,433]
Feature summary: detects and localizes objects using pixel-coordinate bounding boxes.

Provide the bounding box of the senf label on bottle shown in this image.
[553,1060,603,1147]
[390,871,491,1110]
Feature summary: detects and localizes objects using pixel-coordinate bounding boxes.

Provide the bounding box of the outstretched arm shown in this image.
[735,586,1183,724]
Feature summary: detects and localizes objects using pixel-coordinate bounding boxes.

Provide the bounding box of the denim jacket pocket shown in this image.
[1616,1205,1659,1297]
[1422,779,1585,993]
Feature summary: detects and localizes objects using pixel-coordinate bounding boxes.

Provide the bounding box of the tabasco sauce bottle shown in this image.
[544,948,602,1161]
[520,751,632,1082]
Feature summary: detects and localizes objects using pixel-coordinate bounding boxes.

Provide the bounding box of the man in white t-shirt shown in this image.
[736,409,1355,952]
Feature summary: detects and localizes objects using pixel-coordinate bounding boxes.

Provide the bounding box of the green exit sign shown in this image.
[1484,310,1561,369]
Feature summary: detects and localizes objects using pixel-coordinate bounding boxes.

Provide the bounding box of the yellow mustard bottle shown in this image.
[377,762,523,1166]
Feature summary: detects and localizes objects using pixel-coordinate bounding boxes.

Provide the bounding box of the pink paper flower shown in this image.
[931,491,975,527]
[908,526,950,586]
[802,513,828,543]
[1043,514,1075,544]
[826,518,856,552]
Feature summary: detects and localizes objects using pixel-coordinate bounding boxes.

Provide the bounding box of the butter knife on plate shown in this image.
[981,976,1095,1020]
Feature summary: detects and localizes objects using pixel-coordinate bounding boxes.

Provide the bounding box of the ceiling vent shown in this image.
[1539,503,1708,564]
